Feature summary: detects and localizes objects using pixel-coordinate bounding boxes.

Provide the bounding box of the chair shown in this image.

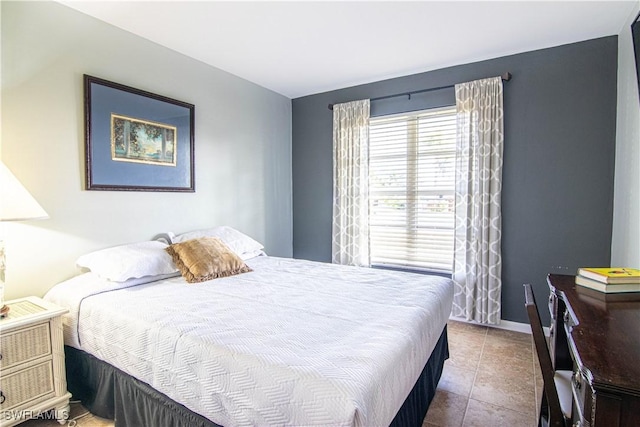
[523,284,572,427]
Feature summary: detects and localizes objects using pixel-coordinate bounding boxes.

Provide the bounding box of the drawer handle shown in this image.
[0,390,5,404]
[563,310,576,328]
[572,372,582,390]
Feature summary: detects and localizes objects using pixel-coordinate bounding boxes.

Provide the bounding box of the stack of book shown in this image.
[576,268,640,293]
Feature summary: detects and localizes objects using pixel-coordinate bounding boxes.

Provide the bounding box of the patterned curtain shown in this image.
[452,77,504,324]
[332,99,371,266]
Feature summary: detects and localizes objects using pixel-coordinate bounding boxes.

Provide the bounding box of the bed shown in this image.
[44,227,453,427]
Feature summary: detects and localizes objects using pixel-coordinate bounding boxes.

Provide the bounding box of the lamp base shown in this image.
[0,304,9,318]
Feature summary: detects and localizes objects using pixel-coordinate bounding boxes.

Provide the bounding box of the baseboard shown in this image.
[449,315,532,334]
[495,319,533,334]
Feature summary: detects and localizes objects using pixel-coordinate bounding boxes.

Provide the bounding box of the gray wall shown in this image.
[292,37,618,324]
[1,1,292,299]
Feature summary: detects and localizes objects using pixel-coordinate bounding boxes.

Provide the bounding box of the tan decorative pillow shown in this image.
[166,237,252,283]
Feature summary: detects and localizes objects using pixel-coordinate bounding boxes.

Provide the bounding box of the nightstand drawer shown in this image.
[0,323,51,370]
[0,360,55,410]
[0,297,70,427]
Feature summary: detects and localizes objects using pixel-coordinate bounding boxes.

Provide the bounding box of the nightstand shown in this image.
[0,297,71,426]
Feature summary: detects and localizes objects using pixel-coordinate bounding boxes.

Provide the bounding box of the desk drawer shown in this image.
[0,360,55,411]
[571,367,593,426]
[0,323,51,370]
[549,292,557,320]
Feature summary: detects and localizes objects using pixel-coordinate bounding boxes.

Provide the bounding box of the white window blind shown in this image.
[369,106,456,272]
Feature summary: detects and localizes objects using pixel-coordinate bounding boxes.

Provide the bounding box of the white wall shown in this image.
[612,4,640,268]
[1,1,292,299]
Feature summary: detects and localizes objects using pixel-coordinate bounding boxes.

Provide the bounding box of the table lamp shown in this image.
[0,161,49,316]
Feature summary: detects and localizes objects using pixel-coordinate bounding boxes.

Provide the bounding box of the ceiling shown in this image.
[59,1,638,99]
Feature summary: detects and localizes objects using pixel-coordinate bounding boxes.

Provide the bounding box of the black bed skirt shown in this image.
[65,326,448,427]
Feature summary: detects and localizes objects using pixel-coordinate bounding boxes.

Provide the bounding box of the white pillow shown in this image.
[172,226,264,259]
[76,240,178,282]
[240,249,266,261]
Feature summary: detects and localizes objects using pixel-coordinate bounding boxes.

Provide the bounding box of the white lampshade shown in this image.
[0,161,48,221]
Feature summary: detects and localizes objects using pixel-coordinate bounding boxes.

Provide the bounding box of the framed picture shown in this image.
[84,75,195,192]
[632,11,640,99]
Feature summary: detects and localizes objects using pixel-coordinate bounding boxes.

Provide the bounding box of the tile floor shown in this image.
[21,320,540,427]
[20,402,112,427]
[423,320,541,427]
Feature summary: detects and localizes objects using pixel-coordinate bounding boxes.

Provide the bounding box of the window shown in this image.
[369,106,456,273]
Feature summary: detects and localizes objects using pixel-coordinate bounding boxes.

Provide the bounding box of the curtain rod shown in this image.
[328,72,511,111]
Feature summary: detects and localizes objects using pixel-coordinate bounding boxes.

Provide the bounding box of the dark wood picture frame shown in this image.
[632,11,640,98]
[84,75,195,192]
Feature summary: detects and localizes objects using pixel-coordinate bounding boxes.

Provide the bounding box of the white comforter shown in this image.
[45,256,453,427]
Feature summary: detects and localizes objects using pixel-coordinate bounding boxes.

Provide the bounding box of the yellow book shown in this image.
[577,267,640,284]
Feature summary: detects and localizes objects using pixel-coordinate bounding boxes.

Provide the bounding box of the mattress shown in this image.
[45,256,453,427]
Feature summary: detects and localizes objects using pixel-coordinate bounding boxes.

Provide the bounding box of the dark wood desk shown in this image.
[547,274,640,427]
